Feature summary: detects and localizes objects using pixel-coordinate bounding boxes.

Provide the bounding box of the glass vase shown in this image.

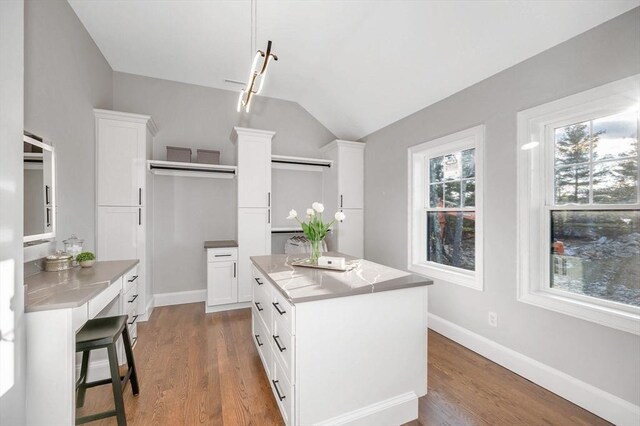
[310,239,323,264]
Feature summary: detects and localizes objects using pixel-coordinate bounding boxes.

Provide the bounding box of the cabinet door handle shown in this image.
[272,302,286,315]
[128,294,138,303]
[139,188,142,205]
[128,275,138,282]
[46,207,51,228]
[138,208,142,225]
[268,210,271,224]
[254,302,263,312]
[254,277,263,285]
[233,262,236,278]
[272,380,286,401]
[340,194,343,208]
[45,185,50,205]
[128,315,139,326]
[268,192,271,207]
[272,335,286,352]
[255,334,264,347]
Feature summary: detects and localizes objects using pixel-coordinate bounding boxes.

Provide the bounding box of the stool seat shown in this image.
[77,315,127,349]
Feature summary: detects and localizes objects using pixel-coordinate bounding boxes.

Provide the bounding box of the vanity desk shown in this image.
[25,260,139,426]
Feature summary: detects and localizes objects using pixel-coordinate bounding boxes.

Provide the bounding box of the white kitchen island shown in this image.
[251,253,433,426]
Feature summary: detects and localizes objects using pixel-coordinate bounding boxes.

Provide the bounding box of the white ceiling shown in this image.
[68,0,639,140]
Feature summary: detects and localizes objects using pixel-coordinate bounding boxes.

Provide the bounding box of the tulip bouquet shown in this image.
[287,202,346,263]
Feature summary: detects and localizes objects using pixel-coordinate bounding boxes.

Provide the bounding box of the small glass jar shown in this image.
[63,234,84,264]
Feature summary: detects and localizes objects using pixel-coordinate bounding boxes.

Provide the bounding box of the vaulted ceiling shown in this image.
[68,0,639,140]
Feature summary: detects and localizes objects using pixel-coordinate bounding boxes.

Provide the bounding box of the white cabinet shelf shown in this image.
[147,160,237,179]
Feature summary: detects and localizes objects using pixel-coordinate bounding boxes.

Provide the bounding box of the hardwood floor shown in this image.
[77,303,610,426]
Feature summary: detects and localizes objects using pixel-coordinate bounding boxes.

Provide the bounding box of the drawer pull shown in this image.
[128,275,138,283]
[128,315,138,326]
[254,302,263,312]
[254,277,263,285]
[214,254,232,257]
[272,380,286,401]
[272,335,286,352]
[255,334,264,347]
[128,294,138,303]
[272,302,286,315]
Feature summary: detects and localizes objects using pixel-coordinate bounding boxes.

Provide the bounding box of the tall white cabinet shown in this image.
[95,109,156,320]
[322,140,365,258]
[234,127,275,303]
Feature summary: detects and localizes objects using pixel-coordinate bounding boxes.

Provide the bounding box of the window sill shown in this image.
[409,263,483,291]
[518,289,640,335]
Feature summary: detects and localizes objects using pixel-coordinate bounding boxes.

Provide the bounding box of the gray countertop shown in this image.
[251,253,433,304]
[25,260,139,313]
[204,240,238,249]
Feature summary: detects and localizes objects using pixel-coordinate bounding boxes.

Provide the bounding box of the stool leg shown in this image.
[107,343,127,426]
[122,326,139,395]
[76,350,90,408]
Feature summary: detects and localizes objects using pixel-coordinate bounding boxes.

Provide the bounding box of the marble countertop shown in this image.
[25,260,139,313]
[204,240,238,249]
[251,253,433,304]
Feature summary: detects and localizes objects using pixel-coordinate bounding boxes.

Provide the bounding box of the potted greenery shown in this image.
[76,252,96,268]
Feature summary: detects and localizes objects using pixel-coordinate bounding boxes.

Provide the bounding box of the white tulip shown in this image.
[335,211,346,221]
[312,202,325,213]
[306,208,315,217]
[286,209,298,220]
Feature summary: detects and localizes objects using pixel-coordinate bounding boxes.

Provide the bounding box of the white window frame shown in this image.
[408,125,484,291]
[517,74,640,335]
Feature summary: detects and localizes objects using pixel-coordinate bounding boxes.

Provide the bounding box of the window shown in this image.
[408,125,484,290]
[517,75,640,334]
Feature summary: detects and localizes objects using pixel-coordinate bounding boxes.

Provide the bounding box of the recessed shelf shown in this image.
[271,155,332,172]
[147,160,237,179]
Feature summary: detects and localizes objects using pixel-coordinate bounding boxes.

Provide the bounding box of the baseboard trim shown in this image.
[138,297,155,322]
[205,301,251,313]
[428,313,640,426]
[316,392,418,426]
[153,289,206,307]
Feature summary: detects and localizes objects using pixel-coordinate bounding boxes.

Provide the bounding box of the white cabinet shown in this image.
[206,247,238,308]
[233,127,275,306]
[95,109,156,318]
[321,140,365,257]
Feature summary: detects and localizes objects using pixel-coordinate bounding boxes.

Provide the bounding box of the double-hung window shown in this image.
[518,75,640,334]
[408,125,484,290]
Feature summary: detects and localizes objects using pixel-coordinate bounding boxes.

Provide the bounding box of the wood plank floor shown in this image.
[76,303,610,426]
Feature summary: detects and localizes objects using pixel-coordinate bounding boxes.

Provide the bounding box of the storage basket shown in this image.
[166,146,192,163]
[196,149,220,165]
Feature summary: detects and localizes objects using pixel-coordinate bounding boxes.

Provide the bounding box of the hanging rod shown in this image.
[271,155,333,169]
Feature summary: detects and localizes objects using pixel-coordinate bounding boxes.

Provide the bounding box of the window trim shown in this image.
[517,74,640,335]
[408,125,484,291]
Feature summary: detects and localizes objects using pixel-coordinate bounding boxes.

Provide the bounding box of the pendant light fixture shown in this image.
[237,0,278,113]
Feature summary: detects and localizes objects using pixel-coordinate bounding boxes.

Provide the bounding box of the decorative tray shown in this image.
[289,258,358,272]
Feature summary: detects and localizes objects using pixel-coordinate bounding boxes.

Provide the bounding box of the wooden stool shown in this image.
[75,315,139,425]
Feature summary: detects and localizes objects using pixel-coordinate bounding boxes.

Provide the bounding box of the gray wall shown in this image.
[24,0,113,253]
[113,72,335,294]
[361,8,640,405]
[0,0,25,424]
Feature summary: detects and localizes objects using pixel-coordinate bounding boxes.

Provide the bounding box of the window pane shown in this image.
[554,121,590,166]
[550,210,640,307]
[427,211,475,271]
[430,156,444,183]
[429,183,443,208]
[462,149,475,178]
[463,179,475,207]
[593,160,638,204]
[444,181,461,207]
[443,152,461,181]
[592,111,638,161]
[555,165,590,204]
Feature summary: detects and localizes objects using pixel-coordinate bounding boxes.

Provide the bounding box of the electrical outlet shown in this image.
[488,311,498,327]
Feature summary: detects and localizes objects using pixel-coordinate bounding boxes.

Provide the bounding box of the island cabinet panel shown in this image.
[250,257,430,426]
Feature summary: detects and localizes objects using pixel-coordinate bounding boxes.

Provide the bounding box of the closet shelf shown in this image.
[147,160,237,179]
[271,155,333,172]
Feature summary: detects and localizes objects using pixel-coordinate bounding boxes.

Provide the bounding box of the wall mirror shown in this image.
[23,133,56,244]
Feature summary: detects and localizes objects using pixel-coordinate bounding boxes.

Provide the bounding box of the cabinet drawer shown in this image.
[252,311,272,379]
[272,288,295,335]
[123,266,139,294]
[272,356,294,426]
[124,282,138,305]
[207,248,237,262]
[254,283,272,330]
[272,321,294,382]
